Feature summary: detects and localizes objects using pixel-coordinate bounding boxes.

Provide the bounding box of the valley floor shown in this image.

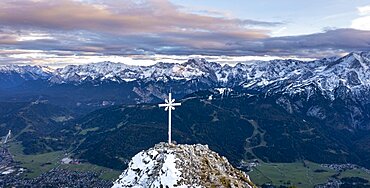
[249,161,370,188]
[0,142,120,187]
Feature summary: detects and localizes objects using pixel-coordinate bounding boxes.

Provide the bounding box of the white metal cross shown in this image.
[158,93,181,144]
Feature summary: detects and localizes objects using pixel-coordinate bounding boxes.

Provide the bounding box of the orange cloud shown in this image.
[0,0,272,39]
[1,0,368,62]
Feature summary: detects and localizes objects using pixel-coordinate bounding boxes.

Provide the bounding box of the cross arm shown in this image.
[172,103,181,106]
[159,104,169,107]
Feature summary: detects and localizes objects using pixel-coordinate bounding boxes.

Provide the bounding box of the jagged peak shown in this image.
[59,61,132,70]
[184,58,220,69]
[337,51,370,62]
[186,58,208,65]
[0,64,53,76]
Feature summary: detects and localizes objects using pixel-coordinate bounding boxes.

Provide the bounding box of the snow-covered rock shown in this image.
[112,143,256,188]
[46,52,370,100]
[0,64,53,79]
[49,59,218,84]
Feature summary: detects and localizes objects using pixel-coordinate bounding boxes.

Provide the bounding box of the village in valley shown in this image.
[0,130,115,187]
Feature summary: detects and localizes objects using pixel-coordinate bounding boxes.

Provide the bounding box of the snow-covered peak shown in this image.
[3,51,370,101]
[0,64,52,74]
[112,143,255,188]
[184,58,220,69]
[50,60,219,83]
[0,64,53,79]
[232,51,370,99]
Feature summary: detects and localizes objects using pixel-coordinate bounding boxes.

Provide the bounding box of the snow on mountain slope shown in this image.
[49,59,216,84]
[0,64,53,89]
[2,51,370,100]
[112,143,256,188]
[0,64,53,79]
[48,52,370,94]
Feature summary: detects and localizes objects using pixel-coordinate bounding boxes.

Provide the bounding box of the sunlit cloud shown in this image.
[0,0,369,67]
[0,0,273,37]
[358,5,370,16]
[352,16,370,30]
[16,33,54,42]
[351,4,370,30]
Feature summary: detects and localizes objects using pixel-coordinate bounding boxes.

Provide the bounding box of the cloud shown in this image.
[352,16,370,31]
[0,0,275,37]
[351,5,370,30]
[0,0,278,59]
[0,0,369,66]
[262,29,370,56]
[358,5,370,16]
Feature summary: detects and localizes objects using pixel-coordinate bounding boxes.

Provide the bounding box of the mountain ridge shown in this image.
[2,51,370,112]
[2,52,370,91]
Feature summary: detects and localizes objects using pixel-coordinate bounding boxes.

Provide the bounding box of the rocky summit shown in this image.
[112,143,256,188]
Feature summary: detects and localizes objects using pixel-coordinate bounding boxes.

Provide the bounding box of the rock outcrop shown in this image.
[112,142,256,188]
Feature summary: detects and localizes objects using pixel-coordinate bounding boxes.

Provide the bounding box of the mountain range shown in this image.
[2,52,370,100]
[2,52,370,127]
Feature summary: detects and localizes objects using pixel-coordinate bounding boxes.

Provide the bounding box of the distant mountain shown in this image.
[49,60,219,84]
[2,51,370,121]
[1,52,370,104]
[112,142,256,188]
[0,65,52,89]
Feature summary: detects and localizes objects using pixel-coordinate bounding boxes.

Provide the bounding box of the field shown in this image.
[249,161,370,188]
[8,142,121,180]
[9,142,63,178]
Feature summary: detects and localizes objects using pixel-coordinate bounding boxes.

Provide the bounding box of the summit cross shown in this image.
[158,93,181,144]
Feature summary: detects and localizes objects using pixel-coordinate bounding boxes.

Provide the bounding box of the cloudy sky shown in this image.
[1,0,370,67]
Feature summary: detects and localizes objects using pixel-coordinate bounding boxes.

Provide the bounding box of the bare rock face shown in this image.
[112,142,256,188]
